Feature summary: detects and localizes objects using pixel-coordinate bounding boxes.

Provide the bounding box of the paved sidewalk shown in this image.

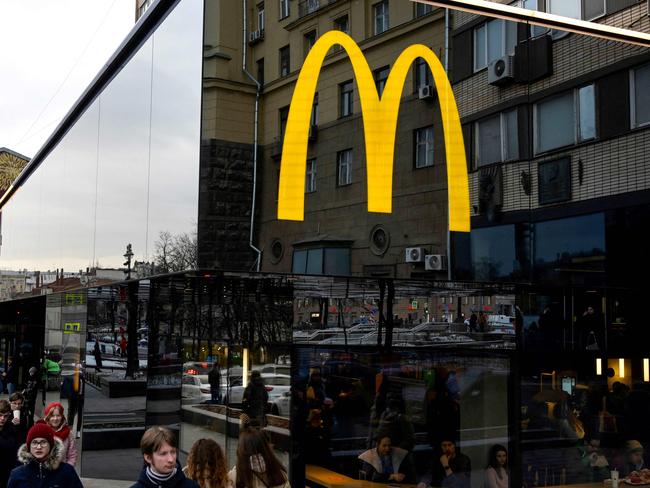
[81,478,133,488]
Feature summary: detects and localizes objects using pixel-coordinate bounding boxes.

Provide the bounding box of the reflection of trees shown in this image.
[154,230,198,273]
[474,257,503,281]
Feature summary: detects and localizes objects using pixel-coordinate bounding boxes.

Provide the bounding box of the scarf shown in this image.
[53,424,71,441]
[146,465,178,484]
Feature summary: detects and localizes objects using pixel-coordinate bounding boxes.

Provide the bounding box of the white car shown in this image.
[269,390,291,416]
[260,364,291,376]
[223,373,291,405]
[181,374,211,403]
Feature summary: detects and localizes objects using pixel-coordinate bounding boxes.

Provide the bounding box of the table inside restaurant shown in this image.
[306,464,419,488]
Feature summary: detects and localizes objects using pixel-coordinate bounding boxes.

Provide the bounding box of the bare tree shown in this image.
[153,230,198,273]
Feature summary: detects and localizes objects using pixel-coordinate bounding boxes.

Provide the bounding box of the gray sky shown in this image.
[0,0,135,159]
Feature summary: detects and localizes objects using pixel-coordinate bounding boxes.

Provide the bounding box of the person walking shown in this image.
[3,357,17,395]
[208,363,222,404]
[9,393,28,445]
[7,423,83,487]
[131,426,199,488]
[242,371,268,428]
[184,438,232,488]
[37,402,77,465]
[228,428,290,488]
[0,400,20,488]
[22,367,40,430]
[93,340,103,372]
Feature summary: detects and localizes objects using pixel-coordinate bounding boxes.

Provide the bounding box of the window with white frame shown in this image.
[534,85,596,154]
[306,158,317,193]
[280,0,290,19]
[279,45,290,77]
[415,3,434,16]
[334,14,349,33]
[311,93,319,127]
[522,0,605,38]
[415,126,434,168]
[631,63,650,129]
[374,66,390,97]
[257,3,265,31]
[414,57,432,91]
[475,109,519,167]
[337,149,353,186]
[374,1,389,35]
[340,80,353,117]
[473,19,517,72]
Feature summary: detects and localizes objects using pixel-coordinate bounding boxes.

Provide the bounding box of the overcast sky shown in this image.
[0,0,135,159]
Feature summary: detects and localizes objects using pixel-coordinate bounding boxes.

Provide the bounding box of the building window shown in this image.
[339,80,353,117]
[473,19,517,72]
[292,247,351,275]
[304,30,317,58]
[337,149,352,186]
[414,57,432,92]
[257,3,265,30]
[534,85,595,154]
[415,3,434,16]
[280,0,289,19]
[475,109,518,167]
[257,58,264,86]
[374,65,390,97]
[306,158,317,193]
[415,126,434,168]
[631,63,650,129]
[279,45,290,77]
[311,93,319,126]
[279,106,289,140]
[334,14,349,33]
[374,1,389,35]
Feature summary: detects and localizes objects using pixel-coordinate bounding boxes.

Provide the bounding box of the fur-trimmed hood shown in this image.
[358,446,408,474]
[16,436,65,471]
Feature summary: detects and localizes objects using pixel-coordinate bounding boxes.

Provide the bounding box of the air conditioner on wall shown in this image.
[249,29,263,43]
[425,254,447,271]
[488,55,515,86]
[405,247,425,263]
[418,85,436,100]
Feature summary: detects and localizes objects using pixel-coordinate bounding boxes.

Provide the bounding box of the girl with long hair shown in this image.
[228,428,289,488]
[38,402,77,465]
[185,438,231,488]
[485,444,509,488]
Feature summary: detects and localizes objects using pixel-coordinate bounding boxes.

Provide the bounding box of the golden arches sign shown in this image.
[277,31,470,233]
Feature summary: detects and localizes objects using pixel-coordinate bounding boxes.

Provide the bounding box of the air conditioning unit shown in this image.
[308,124,318,141]
[248,29,263,44]
[425,254,447,271]
[405,247,425,263]
[418,85,435,100]
[488,55,515,86]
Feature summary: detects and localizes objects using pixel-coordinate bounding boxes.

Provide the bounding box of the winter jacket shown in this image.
[358,446,417,483]
[7,437,83,488]
[0,423,20,488]
[130,465,200,488]
[35,420,77,465]
[242,378,269,420]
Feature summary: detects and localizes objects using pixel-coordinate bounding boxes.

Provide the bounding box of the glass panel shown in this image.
[504,109,519,160]
[293,250,307,273]
[478,115,502,165]
[324,248,350,275]
[584,0,605,20]
[578,84,596,141]
[534,213,605,267]
[536,92,574,153]
[306,248,323,274]
[471,225,517,280]
[634,64,650,127]
[474,24,486,71]
[487,20,503,64]
[547,0,580,18]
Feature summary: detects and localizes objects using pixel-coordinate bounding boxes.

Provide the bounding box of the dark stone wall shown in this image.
[198,138,257,271]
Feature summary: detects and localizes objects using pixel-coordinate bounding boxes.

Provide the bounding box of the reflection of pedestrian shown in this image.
[120,336,127,358]
[3,357,17,395]
[242,371,268,428]
[22,368,39,430]
[93,340,102,372]
[478,312,487,333]
[208,363,222,404]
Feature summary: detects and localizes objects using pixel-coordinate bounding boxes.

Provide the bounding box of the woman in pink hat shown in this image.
[36,402,77,465]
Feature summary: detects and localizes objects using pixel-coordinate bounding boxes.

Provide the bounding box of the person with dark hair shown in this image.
[9,392,28,445]
[184,438,231,488]
[418,438,472,488]
[485,445,508,488]
[8,423,83,487]
[242,371,268,428]
[228,427,289,488]
[376,395,416,452]
[208,363,222,404]
[0,400,20,488]
[3,357,17,395]
[131,426,199,488]
[93,340,103,372]
[358,434,416,483]
[22,367,39,429]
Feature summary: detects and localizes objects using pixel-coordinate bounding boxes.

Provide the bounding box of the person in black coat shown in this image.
[93,340,103,372]
[131,426,199,488]
[0,400,20,487]
[242,371,269,428]
[208,362,222,404]
[8,423,83,488]
[9,393,28,445]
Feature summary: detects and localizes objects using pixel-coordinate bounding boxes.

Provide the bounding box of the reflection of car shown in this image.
[181,374,210,402]
[224,373,291,405]
[269,390,291,416]
[260,364,291,376]
[183,361,214,375]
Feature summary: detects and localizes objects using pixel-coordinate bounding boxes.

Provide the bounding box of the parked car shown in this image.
[181,373,211,403]
[223,373,291,405]
[268,390,291,416]
[260,363,291,376]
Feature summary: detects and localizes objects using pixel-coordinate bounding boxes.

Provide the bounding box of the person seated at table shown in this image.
[358,433,416,484]
[484,444,508,488]
[614,440,647,476]
[417,437,471,488]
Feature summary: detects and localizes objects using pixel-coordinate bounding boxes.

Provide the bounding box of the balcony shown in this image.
[298,0,341,18]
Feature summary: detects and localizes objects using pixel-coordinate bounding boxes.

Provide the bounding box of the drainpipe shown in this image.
[242,0,262,272]
[445,7,452,281]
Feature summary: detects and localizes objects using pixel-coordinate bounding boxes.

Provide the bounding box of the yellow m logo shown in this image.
[277,31,470,232]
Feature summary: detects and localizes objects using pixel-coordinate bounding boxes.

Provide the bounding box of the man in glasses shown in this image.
[7,423,83,487]
[9,392,28,444]
[0,400,20,487]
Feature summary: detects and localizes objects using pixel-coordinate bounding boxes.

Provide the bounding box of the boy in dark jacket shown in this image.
[8,423,83,488]
[0,400,20,487]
